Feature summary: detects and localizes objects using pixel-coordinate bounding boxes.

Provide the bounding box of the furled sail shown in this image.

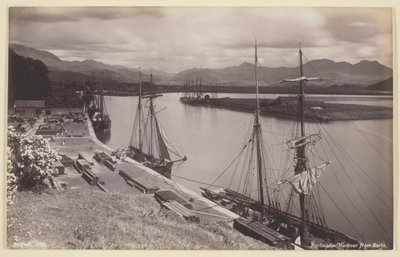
[284,133,321,149]
[278,162,330,195]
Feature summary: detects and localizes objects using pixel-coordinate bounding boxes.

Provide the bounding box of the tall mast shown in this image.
[149,72,154,155]
[254,39,265,207]
[280,44,321,246]
[296,44,309,244]
[199,77,202,97]
[138,69,143,150]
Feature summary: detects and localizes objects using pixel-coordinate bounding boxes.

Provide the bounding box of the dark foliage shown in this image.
[8,48,51,106]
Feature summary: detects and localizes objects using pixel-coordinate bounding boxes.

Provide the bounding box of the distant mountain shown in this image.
[366,77,393,91]
[172,59,393,87]
[9,44,175,86]
[10,44,65,69]
[10,43,393,88]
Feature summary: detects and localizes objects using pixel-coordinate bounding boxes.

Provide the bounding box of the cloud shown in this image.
[320,7,392,43]
[8,7,393,72]
[9,7,164,24]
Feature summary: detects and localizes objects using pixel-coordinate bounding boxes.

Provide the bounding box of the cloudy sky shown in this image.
[9,7,392,73]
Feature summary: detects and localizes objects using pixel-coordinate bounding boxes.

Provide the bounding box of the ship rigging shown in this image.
[200,41,392,249]
[128,71,187,178]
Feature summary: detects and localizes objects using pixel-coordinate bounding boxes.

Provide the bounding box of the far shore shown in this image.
[99,86,393,97]
[179,97,393,122]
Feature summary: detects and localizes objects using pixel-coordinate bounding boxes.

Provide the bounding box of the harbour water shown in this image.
[100,92,393,245]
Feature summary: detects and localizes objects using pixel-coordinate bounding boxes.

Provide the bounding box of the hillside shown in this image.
[9,44,175,86]
[8,48,51,105]
[7,190,271,249]
[10,43,393,88]
[366,77,393,91]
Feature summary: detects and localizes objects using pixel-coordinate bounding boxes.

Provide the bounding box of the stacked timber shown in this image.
[78,152,94,165]
[104,159,115,171]
[233,218,293,249]
[161,200,200,222]
[94,151,115,164]
[119,170,159,193]
[73,159,91,174]
[154,190,193,209]
[82,169,99,186]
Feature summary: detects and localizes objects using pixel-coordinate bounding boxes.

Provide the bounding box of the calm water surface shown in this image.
[101,93,393,245]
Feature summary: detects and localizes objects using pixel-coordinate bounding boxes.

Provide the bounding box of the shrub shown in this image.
[7,126,60,197]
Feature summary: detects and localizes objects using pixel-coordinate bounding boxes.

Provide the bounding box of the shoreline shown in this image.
[7,107,254,249]
[101,87,394,97]
[78,112,240,221]
[179,98,393,121]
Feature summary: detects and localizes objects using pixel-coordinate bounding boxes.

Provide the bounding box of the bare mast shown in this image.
[149,73,154,155]
[280,44,321,246]
[296,45,309,244]
[138,68,143,150]
[254,39,265,207]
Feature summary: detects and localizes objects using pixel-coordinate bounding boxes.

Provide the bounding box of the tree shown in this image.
[7,126,60,195]
[8,48,52,106]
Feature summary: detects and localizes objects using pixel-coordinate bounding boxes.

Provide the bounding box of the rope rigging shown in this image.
[314,120,392,211]
[206,137,252,189]
[352,120,392,166]
[309,119,392,244]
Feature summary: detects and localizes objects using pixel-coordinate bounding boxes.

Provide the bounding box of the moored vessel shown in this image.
[200,41,385,249]
[128,72,187,178]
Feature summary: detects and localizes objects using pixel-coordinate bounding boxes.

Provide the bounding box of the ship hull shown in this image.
[129,146,173,178]
[201,187,360,249]
[88,107,111,133]
[179,97,209,105]
[92,118,111,133]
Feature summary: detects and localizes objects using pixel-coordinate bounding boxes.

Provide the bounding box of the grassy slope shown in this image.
[7,189,272,250]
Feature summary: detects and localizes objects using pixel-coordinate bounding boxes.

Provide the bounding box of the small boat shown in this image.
[129,72,187,178]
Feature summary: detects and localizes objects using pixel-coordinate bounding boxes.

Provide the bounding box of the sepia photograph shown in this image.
[3,3,396,251]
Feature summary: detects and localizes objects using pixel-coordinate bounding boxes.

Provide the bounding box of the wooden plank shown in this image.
[155,190,193,209]
[161,201,200,222]
[94,152,115,164]
[104,159,115,171]
[119,170,131,180]
[131,177,159,193]
[233,219,293,249]
[120,170,159,194]
[82,169,98,186]
[78,152,94,165]
[73,159,91,173]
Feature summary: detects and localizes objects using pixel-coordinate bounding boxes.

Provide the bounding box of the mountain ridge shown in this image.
[10,43,393,88]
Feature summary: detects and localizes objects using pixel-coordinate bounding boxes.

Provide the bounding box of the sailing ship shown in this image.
[180,76,206,103]
[201,41,364,249]
[129,72,187,178]
[87,91,111,133]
